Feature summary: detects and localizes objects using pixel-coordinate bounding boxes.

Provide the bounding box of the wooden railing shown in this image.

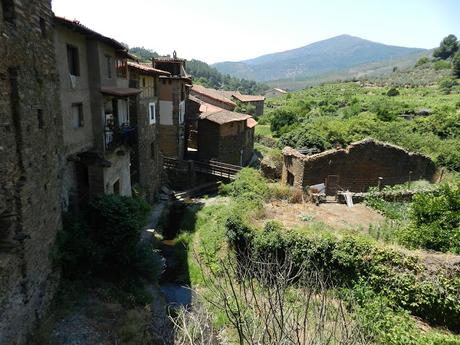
[163,157,241,180]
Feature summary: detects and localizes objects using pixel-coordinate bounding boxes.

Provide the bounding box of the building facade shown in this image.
[128,62,170,202]
[54,17,140,210]
[153,55,191,159]
[0,1,63,343]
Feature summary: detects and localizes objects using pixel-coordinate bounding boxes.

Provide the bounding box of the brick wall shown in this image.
[0,1,63,343]
[282,139,437,192]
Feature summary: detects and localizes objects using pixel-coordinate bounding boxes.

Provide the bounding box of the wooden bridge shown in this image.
[163,157,241,180]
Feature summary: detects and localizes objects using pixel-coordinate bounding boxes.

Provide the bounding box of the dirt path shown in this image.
[258,200,384,231]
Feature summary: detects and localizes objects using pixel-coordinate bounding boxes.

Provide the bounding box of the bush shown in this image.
[433,59,452,71]
[398,184,460,253]
[225,218,460,331]
[386,87,400,97]
[453,50,460,78]
[415,56,430,67]
[219,168,269,203]
[438,77,457,94]
[55,195,163,284]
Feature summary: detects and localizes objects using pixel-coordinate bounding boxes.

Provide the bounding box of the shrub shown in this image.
[398,183,460,253]
[219,168,269,203]
[270,109,297,136]
[453,50,460,78]
[225,218,460,331]
[415,56,430,67]
[55,195,163,284]
[386,87,400,97]
[433,59,452,71]
[438,77,458,94]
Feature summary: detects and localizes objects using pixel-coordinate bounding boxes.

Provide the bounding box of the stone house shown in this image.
[282,139,437,194]
[189,98,257,166]
[0,1,63,343]
[128,61,170,202]
[54,17,141,209]
[224,91,265,116]
[153,55,192,159]
[190,85,237,111]
[264,87,288,98]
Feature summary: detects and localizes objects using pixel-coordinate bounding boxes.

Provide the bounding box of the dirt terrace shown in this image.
[257,200,384,231]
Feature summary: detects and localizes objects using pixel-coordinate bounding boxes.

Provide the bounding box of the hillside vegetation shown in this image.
[259,59,460,171]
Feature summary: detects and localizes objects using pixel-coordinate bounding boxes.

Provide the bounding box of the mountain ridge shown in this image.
[213,35,427,83]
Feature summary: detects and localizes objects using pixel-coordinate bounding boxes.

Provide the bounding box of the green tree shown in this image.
[433,34,459,60]
[453,50,460,78]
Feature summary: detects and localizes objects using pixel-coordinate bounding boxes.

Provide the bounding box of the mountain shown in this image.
[213,35,427,83]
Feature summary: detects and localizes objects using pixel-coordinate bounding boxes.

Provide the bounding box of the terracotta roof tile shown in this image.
[232,93,265,102]
[127,61,171,76]
[191,85,237,107]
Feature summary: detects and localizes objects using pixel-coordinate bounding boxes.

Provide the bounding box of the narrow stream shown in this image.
[159,201,192,308]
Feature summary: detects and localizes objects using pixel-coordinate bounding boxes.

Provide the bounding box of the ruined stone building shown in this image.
[282,139,437,194]
[187,98,257,166]
[153,55,192,159]
[0,1,63,343]
[54,17,141,209]
[128,62,170,202]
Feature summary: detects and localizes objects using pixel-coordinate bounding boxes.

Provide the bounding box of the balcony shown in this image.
[105,124,136,151]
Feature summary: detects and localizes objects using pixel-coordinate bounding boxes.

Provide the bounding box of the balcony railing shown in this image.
[105,124,136,151]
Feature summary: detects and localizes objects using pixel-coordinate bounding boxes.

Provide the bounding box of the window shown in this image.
[2,0,15,23]
[67,45,80,76]
[142,78,146,87]
[116,58,127,78]
[148,102,156,124]
[71,103,84,128]
[37,109,44,129]
[105,55,112,78]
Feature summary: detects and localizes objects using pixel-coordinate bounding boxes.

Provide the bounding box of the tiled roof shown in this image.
[247,118,258,128]
[202,110,252,125]
[127,61,171,76]
[191,85,237,107]
[54,16,134,59]
[231,93,265,102]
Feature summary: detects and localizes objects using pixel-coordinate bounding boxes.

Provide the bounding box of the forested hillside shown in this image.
[186,59,269,95]
[129,47,269,95]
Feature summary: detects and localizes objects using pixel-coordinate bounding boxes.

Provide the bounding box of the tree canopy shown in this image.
[433,34,459,60]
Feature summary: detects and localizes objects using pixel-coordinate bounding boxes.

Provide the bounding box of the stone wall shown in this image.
[0,1,63,343]
[282,139,437,193]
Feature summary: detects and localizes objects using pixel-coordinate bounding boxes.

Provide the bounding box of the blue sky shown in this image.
[52,0,460,64]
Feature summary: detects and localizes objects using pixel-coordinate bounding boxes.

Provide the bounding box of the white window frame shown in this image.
[148,102,156,124]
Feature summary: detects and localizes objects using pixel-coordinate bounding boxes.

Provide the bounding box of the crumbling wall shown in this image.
[282,139,437,192]
[0,1,63,343]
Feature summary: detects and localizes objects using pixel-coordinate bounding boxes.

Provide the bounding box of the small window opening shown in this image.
[71,103,84,128]
[37,109,44,129]
[67,45,80,76]
[148,102,156,124]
